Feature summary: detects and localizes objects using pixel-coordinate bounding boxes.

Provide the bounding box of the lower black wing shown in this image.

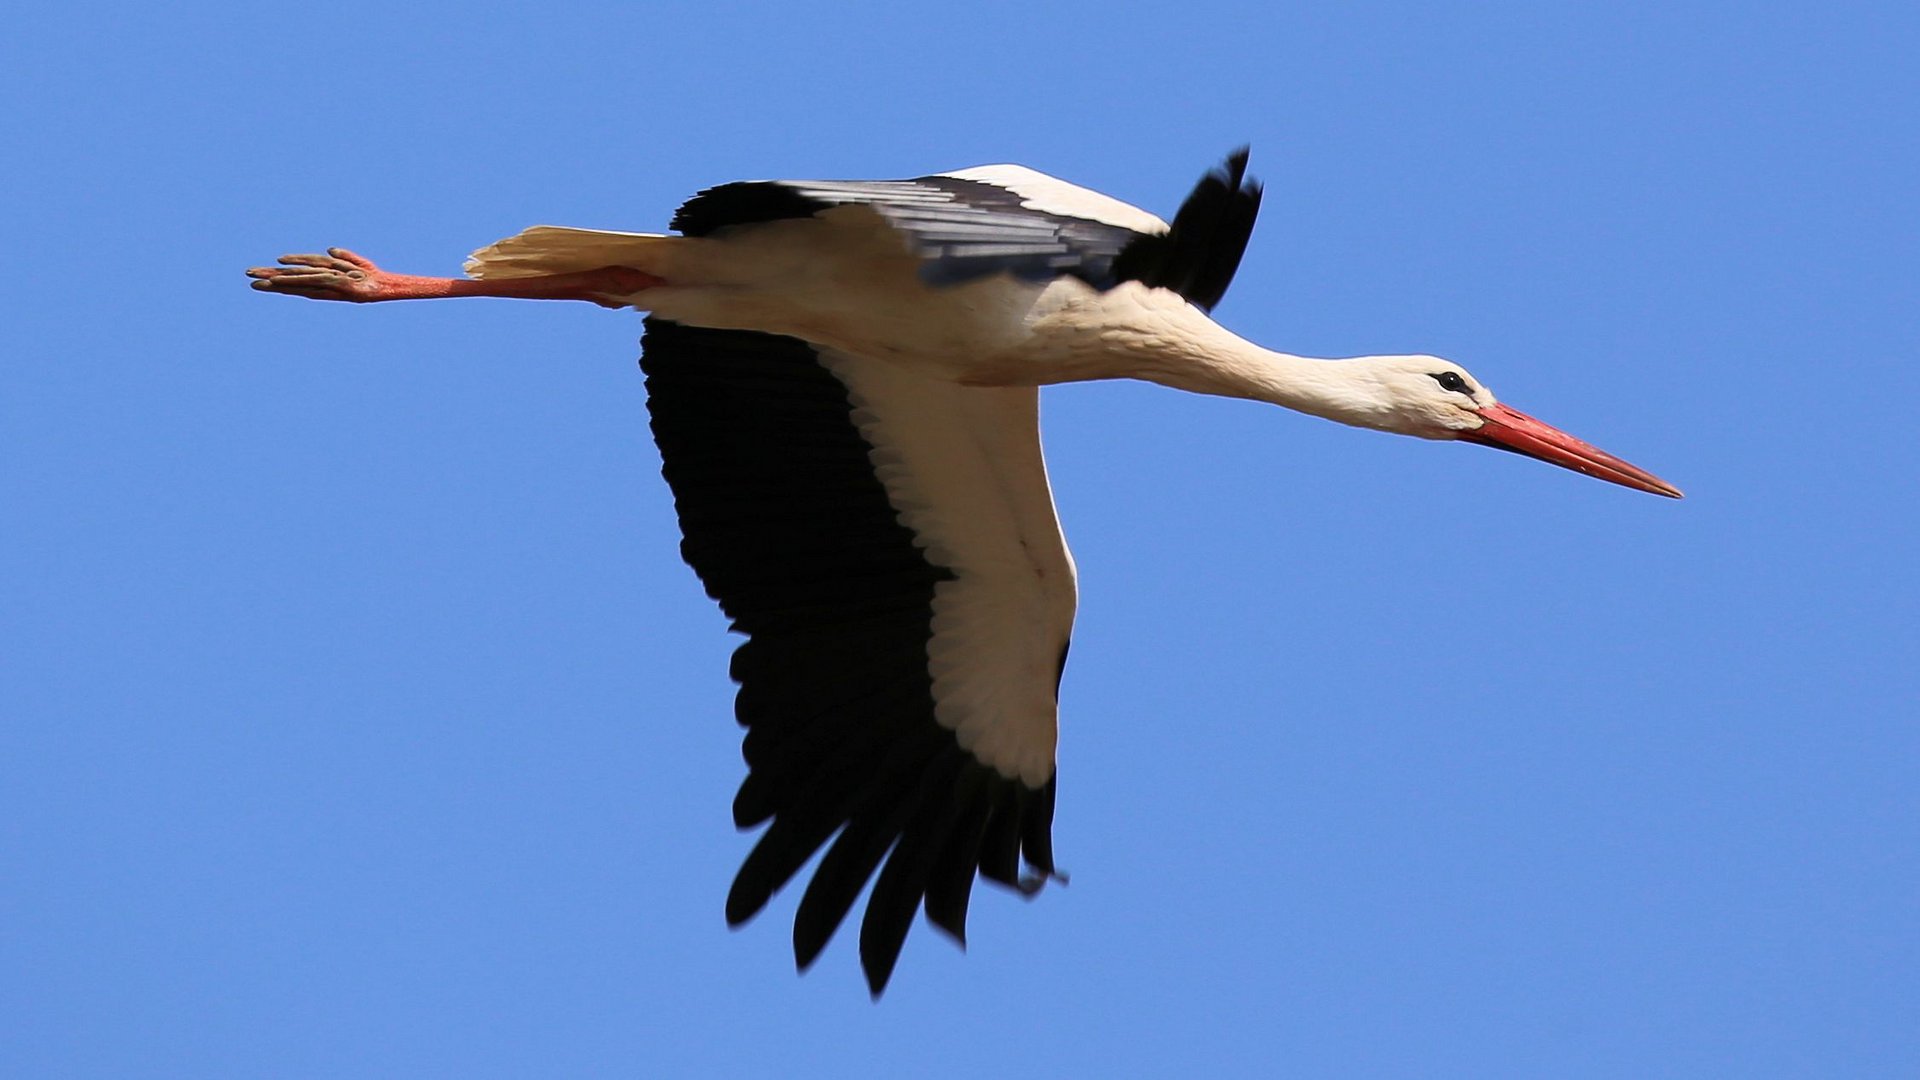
[640,318,1070,996]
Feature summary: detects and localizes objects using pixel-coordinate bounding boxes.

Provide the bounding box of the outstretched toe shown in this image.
[325,247,378,270]
[245,250,386,301]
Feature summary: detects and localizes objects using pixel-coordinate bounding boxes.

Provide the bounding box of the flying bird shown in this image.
[247,150,1680,996]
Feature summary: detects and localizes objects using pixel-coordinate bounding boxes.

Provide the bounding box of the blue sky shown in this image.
[5,4,1916,1076]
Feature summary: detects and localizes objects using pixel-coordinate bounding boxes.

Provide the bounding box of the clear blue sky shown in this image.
[5,4,1916,1076]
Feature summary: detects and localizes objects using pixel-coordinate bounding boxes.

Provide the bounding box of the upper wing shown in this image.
[670,150,1264,311]
[640,317,1075,996]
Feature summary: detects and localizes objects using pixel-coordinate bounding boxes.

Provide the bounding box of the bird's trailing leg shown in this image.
[246,248,661,308]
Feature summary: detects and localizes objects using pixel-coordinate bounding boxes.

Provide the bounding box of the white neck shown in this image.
[1099,303,1397,432]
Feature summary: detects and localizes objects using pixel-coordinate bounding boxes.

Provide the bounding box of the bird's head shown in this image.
[1351,355,1683,498]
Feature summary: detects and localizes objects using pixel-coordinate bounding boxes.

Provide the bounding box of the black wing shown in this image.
[641,318,1065,996]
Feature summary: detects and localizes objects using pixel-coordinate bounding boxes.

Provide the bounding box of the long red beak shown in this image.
[1460,403,1683,498]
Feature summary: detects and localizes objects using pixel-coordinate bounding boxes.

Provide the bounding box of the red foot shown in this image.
[246,248,400,302]
[245,248,660,306]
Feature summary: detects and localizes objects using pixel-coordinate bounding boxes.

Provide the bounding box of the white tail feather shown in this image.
[464,226,680,279]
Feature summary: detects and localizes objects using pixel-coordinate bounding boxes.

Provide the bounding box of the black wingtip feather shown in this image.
[1019,774,1059,875]
[1226,145,1251,179]
[857,756,970,995]
[923,772,994,945]
[1110,148,1264,312]
[793,815,899,971]
[975,783,1027,889]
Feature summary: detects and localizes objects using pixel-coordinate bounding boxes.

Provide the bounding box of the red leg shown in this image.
[246,248,661,308]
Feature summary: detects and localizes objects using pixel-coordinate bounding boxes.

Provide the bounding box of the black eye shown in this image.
[1430,372,1472,395]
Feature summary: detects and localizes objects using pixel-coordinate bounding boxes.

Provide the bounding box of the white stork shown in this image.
[248,150,1680,996]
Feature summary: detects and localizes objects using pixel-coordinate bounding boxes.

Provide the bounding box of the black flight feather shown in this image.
[1109,147,1263,312]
